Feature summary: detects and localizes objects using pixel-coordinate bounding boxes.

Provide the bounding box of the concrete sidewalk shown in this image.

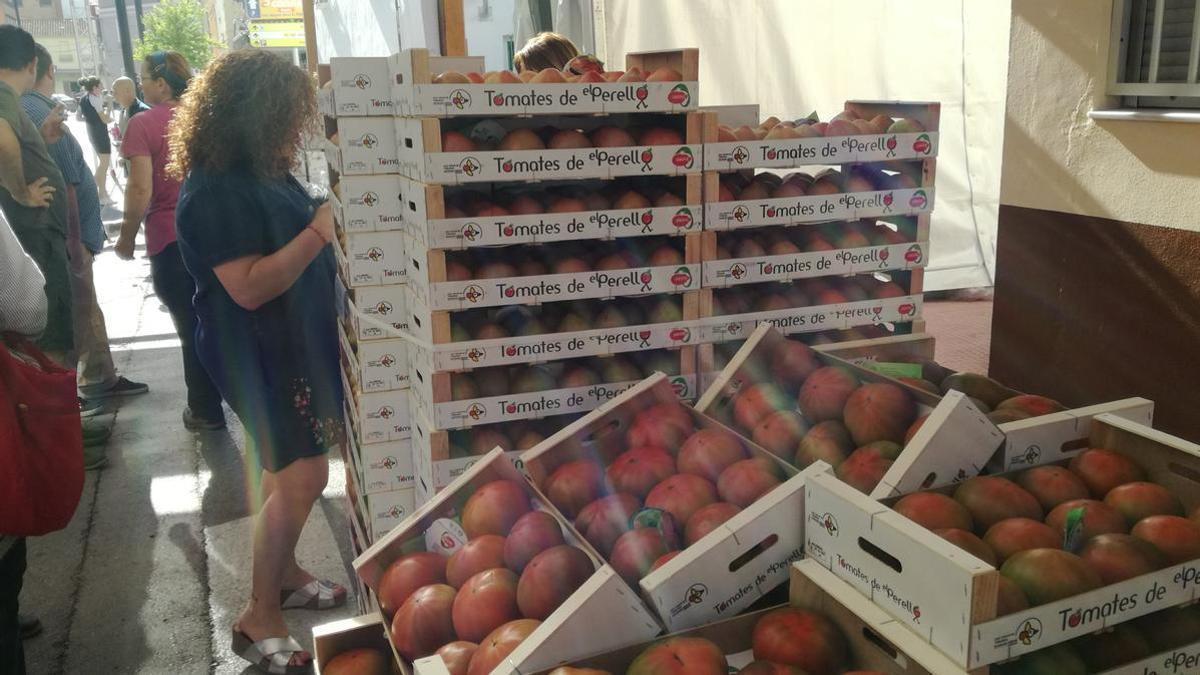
[19,120,359,675]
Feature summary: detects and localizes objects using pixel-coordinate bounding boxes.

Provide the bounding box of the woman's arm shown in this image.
[114,155,151,260]
[213,202,333,311]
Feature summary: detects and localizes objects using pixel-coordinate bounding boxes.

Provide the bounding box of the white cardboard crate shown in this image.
[336,281,411,342]
[363,487,417,543]
[354,449,663,675]
[804,412,1197,670]
[342,368,412,445]
[702,241,930,287]
[389,47,699,117]
[312,614,394,675]
[339,320,409,395]
[327,117,400,176]
[707,186,934,231]
[325,56,396,117]
[332,228,407,288]
[521,372,823,633]
[332,175,406,233]
[701,294,923,343]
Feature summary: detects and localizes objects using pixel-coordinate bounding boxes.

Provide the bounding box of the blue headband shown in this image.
[149,51,188,95]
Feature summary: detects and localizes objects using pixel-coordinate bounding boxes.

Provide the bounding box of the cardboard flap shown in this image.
[504,567,663,674]
[870,391,1003,499]
[994,397,1155,472]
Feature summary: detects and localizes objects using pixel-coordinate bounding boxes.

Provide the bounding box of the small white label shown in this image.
[424,517,468,557]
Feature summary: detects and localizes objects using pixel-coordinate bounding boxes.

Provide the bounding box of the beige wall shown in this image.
[602,0,1010,291]
[1002,0,1200,231]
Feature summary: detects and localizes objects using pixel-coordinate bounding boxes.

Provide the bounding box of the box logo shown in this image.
[378,353,397,368]
[670,267,694,288]
[376,405,395,419]
[671,147,695,169]
[449,89,471,109]
[669,376,690,399]
[353,73,371,89]
[913,133,932,155]
[904,244,923,264]
[360,191,379,207]
[1012,444,1043,467]
[373,300,394,315]
[882,192,894,212]
[463,284,485,303]
[669,583,708,618]
[639,148,654,172]
[886,135,898,157]
[1015,617,1043,646]
[466,347,486,363]
[898,302,917,316]
[635,84,649,109]
[731,205,750,223]
[671,207,693,229]
[358,133,378,149]
[815,512,839,537]
[381,455,397,469]
[366,246,385,262]
[731,145,749,165]
[458,156,482,177]
[669,327,691,342]
[667,83,691,106]
[728,262,748,280]
[909,189,928,209]
[467,403,487,421]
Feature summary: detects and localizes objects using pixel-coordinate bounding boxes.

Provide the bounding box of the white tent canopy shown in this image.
[598,0,1009,291]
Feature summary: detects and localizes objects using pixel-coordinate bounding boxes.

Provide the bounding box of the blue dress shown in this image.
[176,166,344,472]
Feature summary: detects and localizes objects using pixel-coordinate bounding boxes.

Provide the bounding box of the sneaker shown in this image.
[82,423,112,447]
[18,613,42,640]
[95,376,149,399]
[183,408,225,431]
[79,397,108,418]
[83,445,108,471]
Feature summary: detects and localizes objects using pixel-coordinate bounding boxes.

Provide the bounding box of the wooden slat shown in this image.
[439,0,467,57]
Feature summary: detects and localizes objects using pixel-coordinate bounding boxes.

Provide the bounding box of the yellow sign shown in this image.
[248,20,305,48]
[246,0,303,20]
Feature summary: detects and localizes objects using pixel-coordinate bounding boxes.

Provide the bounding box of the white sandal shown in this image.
[279,579,347,610]
[231,628,311,674]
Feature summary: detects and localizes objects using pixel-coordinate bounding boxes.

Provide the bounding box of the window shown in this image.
[1109,0,1200,107]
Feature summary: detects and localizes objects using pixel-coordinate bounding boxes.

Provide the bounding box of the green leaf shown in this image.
[133,0,216,70]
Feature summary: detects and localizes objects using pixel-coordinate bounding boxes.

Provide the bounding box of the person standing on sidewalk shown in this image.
[22,45,149,409]
[76,76,113,205]
[114,51,224,430]
[0,207,48,675]
[0,28,71,366]
[172,50,345,673]
[111,76,148,179]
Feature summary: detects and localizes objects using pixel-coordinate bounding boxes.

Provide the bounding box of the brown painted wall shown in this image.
[989,205,1200,442]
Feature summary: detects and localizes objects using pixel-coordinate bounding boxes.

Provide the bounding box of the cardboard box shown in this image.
[404,309,704,372]
[349,431,415,495]
[704,131,939,171]
[398,174,702,250]
[1096,638,1200,675]
[363,487,416,542]
[332,175,406,233]
[404,243,701,313]
[354,449,663,675]
[393,114,701,185]
[326,56,396,116]
[695,324,1005,500]
[339,321,409,394]
[312,615,398,675]
[700,294,923,343]
[336,282,411,342]
[333,229,407,288]
[343,368,412,444]
[705,185,935,231]
[409,366,699,431]
[804,412,1195,670]
[390,48,699,117]
[328,117,400,176]
[702,241,930,287]
[552,559,969,673]
[992,397,1154,472]
[521,373,825,632]
[813,331,937,363]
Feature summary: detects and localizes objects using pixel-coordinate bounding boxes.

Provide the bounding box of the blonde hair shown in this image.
[513,32,579,72]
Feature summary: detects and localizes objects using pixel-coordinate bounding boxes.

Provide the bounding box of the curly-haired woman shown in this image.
[171,50,345,673]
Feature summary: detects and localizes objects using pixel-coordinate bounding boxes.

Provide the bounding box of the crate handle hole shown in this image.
[405,138,414,148]
[729,534,779,573]
[395,74,404,84]
[861,625,900,660]
[1168,462,1200,486]
[408,200,416,212]
[858,536,903,574]
[919,471,938,489]
[414,370,425,384]
[1060,437,1089,453]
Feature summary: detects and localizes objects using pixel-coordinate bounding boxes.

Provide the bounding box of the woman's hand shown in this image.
[309,202,333,245]
[114,232,136,260]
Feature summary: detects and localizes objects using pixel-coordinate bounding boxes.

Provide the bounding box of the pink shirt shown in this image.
[122,102,181,257]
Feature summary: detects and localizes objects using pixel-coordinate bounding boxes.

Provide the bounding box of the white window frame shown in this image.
[1108,0,1200,97]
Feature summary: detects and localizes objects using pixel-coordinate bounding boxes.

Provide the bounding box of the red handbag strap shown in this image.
[1,332,67,374]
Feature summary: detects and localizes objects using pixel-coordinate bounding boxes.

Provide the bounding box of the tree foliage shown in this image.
[134,0,217,69]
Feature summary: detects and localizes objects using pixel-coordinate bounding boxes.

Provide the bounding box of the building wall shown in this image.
[991,0,1200,441]
[600,0,1010,292]
[97,0,158,80]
